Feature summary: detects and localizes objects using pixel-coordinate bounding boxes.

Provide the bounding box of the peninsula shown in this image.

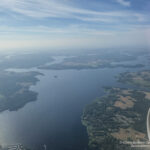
[82,71,150,150]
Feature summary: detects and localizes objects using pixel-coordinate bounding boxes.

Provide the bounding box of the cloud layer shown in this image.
[0,0,149,51]
[116,0,131,7]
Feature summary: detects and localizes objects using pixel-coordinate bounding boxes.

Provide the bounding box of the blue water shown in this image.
[0,55,149,150]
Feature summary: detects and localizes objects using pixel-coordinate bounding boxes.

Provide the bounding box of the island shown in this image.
[82,71,150,150]
[0,71,42,112]
[39,54,144,70]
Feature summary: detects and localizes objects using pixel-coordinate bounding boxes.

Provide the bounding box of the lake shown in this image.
[0,55,149,150]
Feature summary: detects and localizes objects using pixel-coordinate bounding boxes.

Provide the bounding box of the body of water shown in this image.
[0,55,149,150]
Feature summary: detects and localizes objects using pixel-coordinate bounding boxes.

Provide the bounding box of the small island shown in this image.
[82,71,150,150]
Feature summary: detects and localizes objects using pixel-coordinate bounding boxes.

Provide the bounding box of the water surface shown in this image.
[0,55,149,150]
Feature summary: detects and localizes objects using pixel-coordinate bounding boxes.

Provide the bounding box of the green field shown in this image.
[82,71,150,150]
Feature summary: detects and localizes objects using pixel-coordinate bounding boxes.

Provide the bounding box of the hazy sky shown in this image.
[0,0,150,51]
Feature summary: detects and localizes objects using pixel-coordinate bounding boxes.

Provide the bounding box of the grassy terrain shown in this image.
[0,71,42,112]
[118,71,150,88]
[39,55,144,70]
[82,71,150,150]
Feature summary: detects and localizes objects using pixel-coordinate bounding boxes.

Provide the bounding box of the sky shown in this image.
[0,0,150,51]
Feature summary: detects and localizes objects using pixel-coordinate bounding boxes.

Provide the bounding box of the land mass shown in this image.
[0,52,54,69]
[0,71,42,112]
[82,71,150,150]
[118,71,150,88]
[39,54,144,70]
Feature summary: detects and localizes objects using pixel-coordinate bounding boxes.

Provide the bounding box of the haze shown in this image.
[0,0,150,51]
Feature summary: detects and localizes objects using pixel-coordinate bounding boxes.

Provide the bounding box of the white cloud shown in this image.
[116,0,131,7]
[0,0,146,23]
[0,25,149,51]
[0,25,115,37]
[0,0,149,51]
